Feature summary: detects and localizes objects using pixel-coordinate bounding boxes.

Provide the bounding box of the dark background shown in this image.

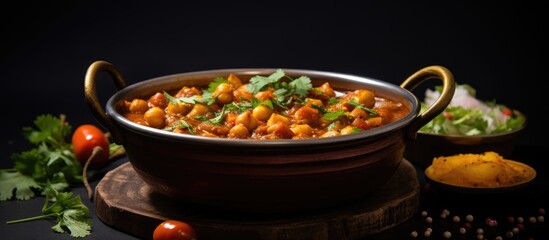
[1,1,547,239]
[2,1,547,155]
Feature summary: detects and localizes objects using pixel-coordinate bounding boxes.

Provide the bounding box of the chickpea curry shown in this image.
[117,69,409,140]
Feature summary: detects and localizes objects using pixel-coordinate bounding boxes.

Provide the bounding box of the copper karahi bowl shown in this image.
[84,61,454,213]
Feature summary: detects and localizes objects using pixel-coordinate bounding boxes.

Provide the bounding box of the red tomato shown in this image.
[72,124,110,169]
[153,220,197,240]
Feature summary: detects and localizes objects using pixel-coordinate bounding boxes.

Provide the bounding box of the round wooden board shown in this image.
[95,159,419,240]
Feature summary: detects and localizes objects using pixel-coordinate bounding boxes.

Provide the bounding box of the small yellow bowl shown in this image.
[425,157,536,195]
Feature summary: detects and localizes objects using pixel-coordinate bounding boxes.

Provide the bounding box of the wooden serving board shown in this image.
[94,159,419,240]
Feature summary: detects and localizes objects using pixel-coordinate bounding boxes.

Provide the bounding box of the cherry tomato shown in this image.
[72,124,110,169]
[153,220,197,240]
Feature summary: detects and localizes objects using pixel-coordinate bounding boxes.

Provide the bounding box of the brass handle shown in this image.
[84,60,127,144]
[400,65,455,139]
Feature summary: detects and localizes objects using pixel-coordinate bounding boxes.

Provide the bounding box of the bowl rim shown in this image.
[105,68,420,147]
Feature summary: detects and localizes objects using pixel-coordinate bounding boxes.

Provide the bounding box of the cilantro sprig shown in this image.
[0,114,82,201]
[7,184,92,237]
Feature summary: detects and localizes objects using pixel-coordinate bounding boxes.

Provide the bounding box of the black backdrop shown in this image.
[2,1,547,163]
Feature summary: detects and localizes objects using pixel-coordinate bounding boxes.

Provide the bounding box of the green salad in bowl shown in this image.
[405,84,527,168]
[419,84,526,136]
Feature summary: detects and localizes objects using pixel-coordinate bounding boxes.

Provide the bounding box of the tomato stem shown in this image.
[83,146,104,200]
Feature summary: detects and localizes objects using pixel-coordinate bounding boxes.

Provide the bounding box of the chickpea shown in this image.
[215,83,233,94]
[235,111,258,130]
[233,85,253,101]
[197,122,229,136]
[305,98,324,107]
[320,130,340,138]
[166,102,191,116]
[176,86,201,98]
[144,107,166,128]
[327,120,344,132]
[349,108,368,119]
[267,113,290,127]
[255,90,273,101]
[148,92,167,109]
[252,105,273,121]
[129,99,149,113]
[294,106,321,125]
[213,83,234,105]
[291,124,314,137]
[316,82,336,98]
[266,121,295,138]
[187,104,210,119]
[340,126,358,135]
[227,73,243,88]
[216,93,233,105]
[353,89,376,108]
[365,117,383,128]
[228,124,249,139]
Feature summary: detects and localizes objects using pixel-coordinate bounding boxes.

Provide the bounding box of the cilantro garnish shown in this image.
[289,76,313,98]
[348,100,379,116]
[327,97,340,106]
[246,69,312,109]
[203,102,252,125]
[323,109,346,121]
[163,91,215,106]
[7,184,92,238]
[250,98,273,109]
[164,119,195,134]
[247,69,286,93]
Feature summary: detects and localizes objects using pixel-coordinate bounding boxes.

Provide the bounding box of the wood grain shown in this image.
[95,159,419,240]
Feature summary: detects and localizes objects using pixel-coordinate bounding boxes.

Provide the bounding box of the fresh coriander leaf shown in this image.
[313,88,324,95]
[348,100,379,116]
[164,91,215,106]
[46,173,70,194]
[23,114,71,148]
[272,97,289,110]
[289,76,312,98]
[310,104,327,114]
[247,75,275,94]
[262,99,274,109]
[327,97,340,106]
[163,91,180,105]
[208,106,229,125]
[350,127,362,134]
[250,98,273,109]
[11,148,44,176]
[176,119,195,134]
[323,110,346,121]
[0,170,41,200]
[44,188,91,237]
[247,69,285,94]
[273,88,289,96]
[6,184,92,238]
